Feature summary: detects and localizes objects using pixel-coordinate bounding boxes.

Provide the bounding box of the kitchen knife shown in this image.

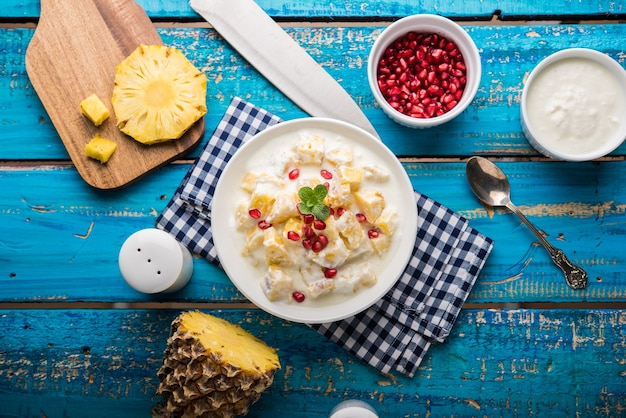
[189,0,381,140]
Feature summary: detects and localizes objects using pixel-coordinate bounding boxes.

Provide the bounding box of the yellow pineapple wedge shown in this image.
[155,311,280,418]
[80,93,110,126]
[111,45,207,145]
[85,134,117,163]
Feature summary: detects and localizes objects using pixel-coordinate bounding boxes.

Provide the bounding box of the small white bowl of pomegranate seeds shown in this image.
[368,14,481,128]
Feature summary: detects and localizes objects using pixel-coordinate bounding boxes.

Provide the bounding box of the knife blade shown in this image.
[189,0,380,140]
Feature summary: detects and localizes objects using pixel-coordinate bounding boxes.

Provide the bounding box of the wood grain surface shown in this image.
[24,0,204,189]
[0,309,624,417]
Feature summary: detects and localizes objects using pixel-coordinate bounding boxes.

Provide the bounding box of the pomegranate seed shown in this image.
[324,182,330,190]
[323,268,337,278]
[287,231,300,241]
[313,220,326,230]
[356,213,367,223]
[376,31,467,120]
[320,169,333,179]
[302,214,315,224]
[288,168,300,180]
[312,241,324,253]
[336,207,346,217]
[317,234,329,248]
[368,229,380,239]
[292,291,305,303]
[302,239,313,250]
[248,208,261,219]
[302,225,316,239]
[258,220,272,230]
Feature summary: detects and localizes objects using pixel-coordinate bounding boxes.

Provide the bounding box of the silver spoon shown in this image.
[465,156,588,290]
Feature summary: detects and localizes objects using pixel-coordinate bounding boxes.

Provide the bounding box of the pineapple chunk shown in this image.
[300,265,335,298]
[263,228,292,266]
[324,144,353,166]
[262,265,293,301]
[249,177,284,217]
[338,166,363,190]
[112,44,207,144]
[335,210,365,250]
[80,93,110,126]
[374,207,399,235]
[295,132,324,164]
[354,190,385,222]
[241,172,260,193]
[85,134,117,163]
[335,263,377,293]
[282,217,304,239]
[156,311,280,417]
[267,192,299,224]
[244,225,264,254]
[369,231,391,255]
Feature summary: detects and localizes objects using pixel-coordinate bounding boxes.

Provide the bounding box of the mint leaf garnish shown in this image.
[298,185,330,220]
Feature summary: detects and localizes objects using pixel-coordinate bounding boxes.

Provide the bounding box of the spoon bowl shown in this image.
[465,156,588,290]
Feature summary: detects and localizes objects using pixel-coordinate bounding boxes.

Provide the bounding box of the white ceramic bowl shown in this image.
[367,14,481,128]
[521,48,626,161]
[212,118,418,324]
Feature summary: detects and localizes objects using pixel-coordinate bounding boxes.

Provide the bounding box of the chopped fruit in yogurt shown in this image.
[235,130,399,304]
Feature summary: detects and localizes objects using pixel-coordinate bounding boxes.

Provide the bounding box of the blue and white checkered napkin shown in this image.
[156,97,493,377]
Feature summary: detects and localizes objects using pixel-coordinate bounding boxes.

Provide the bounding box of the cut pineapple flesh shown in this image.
[80,93,110,126]
[156,311,280,418]
[111,44,207,145]
[85,134,117,163]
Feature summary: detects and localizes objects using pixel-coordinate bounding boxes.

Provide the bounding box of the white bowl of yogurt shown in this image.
[212,118,418,324]
[521,48,626,161]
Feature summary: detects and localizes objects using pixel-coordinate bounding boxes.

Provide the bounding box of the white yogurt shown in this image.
[523,53,626,159]
[231,129,403,308]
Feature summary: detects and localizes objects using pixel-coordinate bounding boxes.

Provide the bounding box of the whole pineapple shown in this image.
[155,311,280,418]
[111,44,207,145]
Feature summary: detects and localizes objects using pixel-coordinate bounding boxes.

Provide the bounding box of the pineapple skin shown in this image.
[155,311,280,418]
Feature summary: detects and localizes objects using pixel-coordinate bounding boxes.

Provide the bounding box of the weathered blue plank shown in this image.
[2,0,625,19]
[1,161,624,303]
[0,309,624,417]
[1,24,626,160]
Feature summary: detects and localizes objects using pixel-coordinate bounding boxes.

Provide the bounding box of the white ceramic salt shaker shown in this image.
[329,400,379,418]
[119,228,193,294]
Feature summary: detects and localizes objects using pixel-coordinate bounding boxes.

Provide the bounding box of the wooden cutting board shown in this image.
[25,0,205,190]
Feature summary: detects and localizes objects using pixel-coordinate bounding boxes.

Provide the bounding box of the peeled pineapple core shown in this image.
[112,44,207,145]
[85,134,117,163]
[80,93,110,126]
[157,311,280,418]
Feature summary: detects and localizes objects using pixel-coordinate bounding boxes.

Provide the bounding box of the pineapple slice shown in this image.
[80,93,110,126]
[111,44,207,145]
[85,134,117,163]
[156,311,280,418]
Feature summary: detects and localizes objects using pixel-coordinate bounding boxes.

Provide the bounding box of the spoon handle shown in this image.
[505,202,588,289]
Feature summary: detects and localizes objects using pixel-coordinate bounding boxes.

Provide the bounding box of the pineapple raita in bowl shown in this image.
[212,118,418,323]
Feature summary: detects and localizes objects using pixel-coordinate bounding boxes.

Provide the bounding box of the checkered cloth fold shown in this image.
[156,97,493,377]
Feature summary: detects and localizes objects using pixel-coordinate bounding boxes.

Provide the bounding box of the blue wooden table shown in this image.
[1,1,625,417]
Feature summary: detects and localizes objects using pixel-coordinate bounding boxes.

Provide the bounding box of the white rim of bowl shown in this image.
[368,14,482,127]
[521,48,626,161]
